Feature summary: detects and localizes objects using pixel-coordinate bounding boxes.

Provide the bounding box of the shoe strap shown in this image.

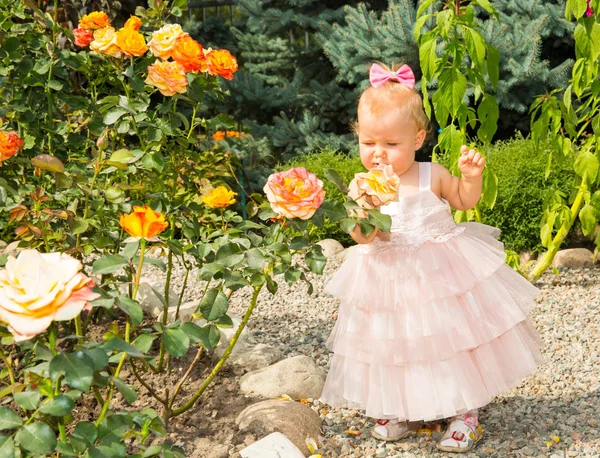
[376,419,390,426]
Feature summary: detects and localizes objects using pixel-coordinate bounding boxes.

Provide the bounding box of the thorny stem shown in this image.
[130,360,167,405]
[171,286,262,417]
[0,347,15,385]
[168,347,202,410]
[187,103,200,139]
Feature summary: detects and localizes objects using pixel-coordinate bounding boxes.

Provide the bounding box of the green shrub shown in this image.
[474,134,576,254]
[279,148,365,246]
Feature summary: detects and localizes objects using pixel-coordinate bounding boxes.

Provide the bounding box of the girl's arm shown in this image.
[435,146,486,211]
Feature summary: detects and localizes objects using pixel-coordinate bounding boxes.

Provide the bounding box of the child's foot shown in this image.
[371,419,419,441]
[436,412,483,453]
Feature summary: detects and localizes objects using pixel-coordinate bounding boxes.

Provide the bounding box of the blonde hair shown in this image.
[354,63,430,134]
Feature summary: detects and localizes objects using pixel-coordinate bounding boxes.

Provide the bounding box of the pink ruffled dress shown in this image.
[320,162,543,422]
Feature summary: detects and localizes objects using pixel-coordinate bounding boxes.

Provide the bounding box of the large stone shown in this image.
[158,301,199,323]
[220,343,283,371]
[237,402,322,457]
[118,277,177,318]
[552,248,595,269]
[317,239,344,259]
[239,432,306,458]
[239,355,325,399]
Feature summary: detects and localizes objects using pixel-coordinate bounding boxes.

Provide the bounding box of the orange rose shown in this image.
[73,27,93,47]
[205,49,238,80]
[124,15,142,31]
[264,167,325,220]
[202,186,237,208]
[148,24,187,60]
[119,206,169,240]
[145,61,188,96]
[78,11,110,30]
[116,27,148,57]
[171,35,205,73]
[213,131,245,141]
[0,131,23,163]
[90,27,121,58]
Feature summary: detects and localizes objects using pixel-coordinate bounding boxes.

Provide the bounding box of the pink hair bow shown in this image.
[369,63,415,89]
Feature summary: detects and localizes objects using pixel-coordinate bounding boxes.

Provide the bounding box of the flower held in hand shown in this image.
[351,164,399,205]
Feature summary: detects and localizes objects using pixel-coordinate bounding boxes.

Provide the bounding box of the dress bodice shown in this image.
[360,162,465,253]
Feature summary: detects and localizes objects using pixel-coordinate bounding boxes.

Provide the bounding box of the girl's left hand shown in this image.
[458,145,486,178]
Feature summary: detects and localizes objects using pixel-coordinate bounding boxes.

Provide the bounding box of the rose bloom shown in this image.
[120,206,169,240]
[78,11,110,30]
[148,23,187,59]
[171,35,205,72]
[202,186,237,208]
[116,27,148,57]
[351,164,400,205]
[73,27,93,47]
[264,167,325,220]
[0,131,24,163]
[213,131,245,141]
[145,60,188,96]
[205,49,238,80]
[124,15,142,30]
[90,26,121,58]
[0,250,99,341]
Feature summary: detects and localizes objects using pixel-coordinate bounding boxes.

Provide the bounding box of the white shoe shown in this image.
[436,413,483,453]
[371,419,419,441]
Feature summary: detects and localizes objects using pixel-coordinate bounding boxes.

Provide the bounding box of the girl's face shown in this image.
[357,108,426,176]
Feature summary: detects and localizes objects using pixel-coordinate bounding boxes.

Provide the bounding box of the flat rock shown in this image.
[317,239,344,259]
[216,343,283,371]
[237,402,322,456]
[239,355,325,399]
[552,248,595,268]
[119,277,177,318]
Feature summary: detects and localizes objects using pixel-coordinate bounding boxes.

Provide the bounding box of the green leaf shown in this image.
[92,255,128,275]
[0,435,15,458]
[0,407,22,431]
[70,421,98,451]
[284,268,302,285]
[103,338,150,358]
[112,377,137,404]
[71,218,89,235]
[132,334,157,354]
[463,27,486,68]
[367,209,392,232]
[439,69,467,118]
[39,395,75,416]
[485,44,500,90]
[200,289,229,321]
[477,93,499,143]
[82,348,109,371]
[163,328,190,357]
[306,245,326,275]
[215,243,244,267]
[323,168,348,194]
[473,0,496,14]
[481,169,498,209]
[15,422,57,454]
[419,38,438,81]
[14,391,40,410]
[110,149,134,163]
[320,199,346,222]
[266,276,278,294]
[89,443,127,458]
[120,240,140,260]
[49,352,95,392]
[116,295,143,326]
[31,154,65,173]
[104,108,127,125]
[574,151,599,185]
[181,322,220,350]
[579,204,597,236]
[245,248,265,269]
[340,217,357,233]
[571,0,588,18]
[290,236,309,250]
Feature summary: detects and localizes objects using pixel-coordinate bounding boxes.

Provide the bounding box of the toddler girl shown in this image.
[319,63,543,453]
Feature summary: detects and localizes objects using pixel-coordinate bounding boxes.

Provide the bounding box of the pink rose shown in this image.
[263,167,325,219]
[0,250,99,341]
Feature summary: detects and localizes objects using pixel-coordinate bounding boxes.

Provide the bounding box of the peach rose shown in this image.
[351,164,400,205]
[124,15,142,31]
[264,167,325,220]
[148,23,187,60]
[90,26,121,58]
[73,27,93,47]
[115,27,148,57]
[202,186,237,208]
[205,49,238,80]
[119,206,169,240]
[145,60,188,96]
[0,250,99,341]
[78,11,110,30]
[171,35,205,72]
[0,131,24,163]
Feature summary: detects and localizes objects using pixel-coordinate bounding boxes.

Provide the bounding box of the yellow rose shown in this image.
[145,61,188,96]
[0,250,99,342]
[351,164,400,205]
[90,26,121,58]
[119,206,169,240]
[202,186,237,208]
[264,167,325,220]
[78,11,110,30]
[116,27,148,57]
[148,23,187,60]
[124,15,142,31]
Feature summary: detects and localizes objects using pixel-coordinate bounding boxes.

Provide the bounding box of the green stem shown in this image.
[132,239,147,301]
[168,347,202,410]
[528,176,587,282]
[157,248,173,373]
[76,151,102,250]
[174,261,190,322]
[129,360,167,404]
[0,347,15,385]
[187,103,200,139]
[171,286,262,417]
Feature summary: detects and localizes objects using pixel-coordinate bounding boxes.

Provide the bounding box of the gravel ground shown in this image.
[156,253,600,458]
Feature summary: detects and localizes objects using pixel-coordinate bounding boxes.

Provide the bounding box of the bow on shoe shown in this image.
[369,63,415,88]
